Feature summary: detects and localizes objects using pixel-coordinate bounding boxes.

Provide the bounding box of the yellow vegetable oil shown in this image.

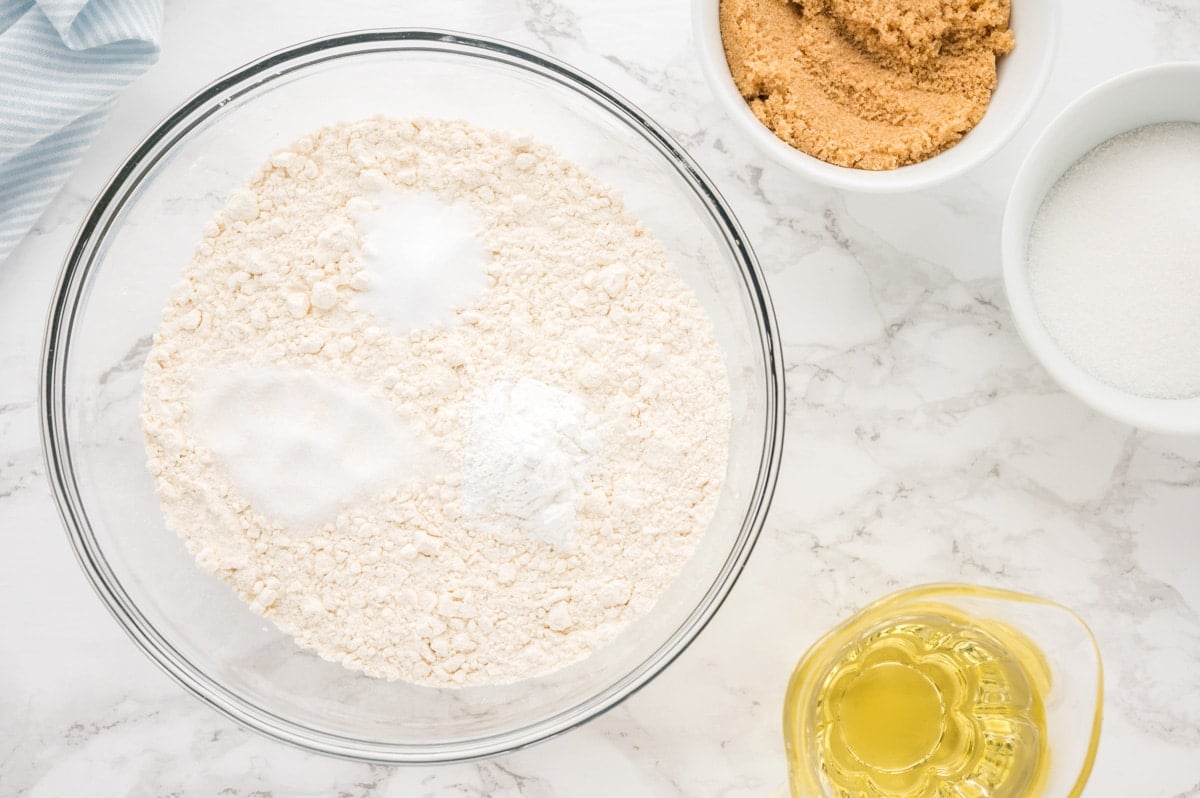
[786,608,1052,797]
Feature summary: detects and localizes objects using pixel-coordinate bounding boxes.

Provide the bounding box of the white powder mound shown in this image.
[141,117,731,687]
[189,368,429,533]
[1028,122,1200,399]
[462,377,600,550]
[353,191,490,334]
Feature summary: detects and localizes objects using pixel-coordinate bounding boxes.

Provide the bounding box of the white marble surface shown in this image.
[3,0,1199,795]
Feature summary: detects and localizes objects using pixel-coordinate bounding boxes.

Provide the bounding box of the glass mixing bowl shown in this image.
[40,31,784,762]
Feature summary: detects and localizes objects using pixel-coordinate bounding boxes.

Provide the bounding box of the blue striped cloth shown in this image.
[0,0,161,261]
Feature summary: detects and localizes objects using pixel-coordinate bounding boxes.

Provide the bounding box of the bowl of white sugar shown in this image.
[1003,62,1200,434]
[41,31,785,762]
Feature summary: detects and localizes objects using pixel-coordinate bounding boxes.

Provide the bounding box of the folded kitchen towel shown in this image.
[0,0,161,261]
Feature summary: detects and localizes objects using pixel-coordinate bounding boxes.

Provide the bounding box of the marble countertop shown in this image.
[3,0,1199,795]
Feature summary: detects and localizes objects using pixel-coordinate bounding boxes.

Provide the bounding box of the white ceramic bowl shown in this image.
[692,0,1060,192]
[1002,63,1200,435]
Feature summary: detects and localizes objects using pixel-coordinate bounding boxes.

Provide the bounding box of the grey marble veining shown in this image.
[2,0,1199,795]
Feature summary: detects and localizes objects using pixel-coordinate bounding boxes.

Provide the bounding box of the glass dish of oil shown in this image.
[784,585,1103,798]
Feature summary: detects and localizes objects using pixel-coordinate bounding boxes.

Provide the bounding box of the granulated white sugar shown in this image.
[141,118,731,687]
[188,368,430,533]
[1028,122,1200,399]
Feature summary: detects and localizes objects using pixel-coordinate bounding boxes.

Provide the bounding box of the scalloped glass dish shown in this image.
[40,31,784,763]
[785,584,1103,797]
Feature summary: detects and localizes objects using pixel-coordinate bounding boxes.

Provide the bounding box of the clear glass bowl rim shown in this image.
[39,30,786,763]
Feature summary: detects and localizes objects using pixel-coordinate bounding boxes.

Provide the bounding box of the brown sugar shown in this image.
[719,0,1015,170]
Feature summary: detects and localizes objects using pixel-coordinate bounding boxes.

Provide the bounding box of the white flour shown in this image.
[141,118,731,686]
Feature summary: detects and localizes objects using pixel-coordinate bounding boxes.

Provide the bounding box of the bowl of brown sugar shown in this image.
[695,0,1060,192]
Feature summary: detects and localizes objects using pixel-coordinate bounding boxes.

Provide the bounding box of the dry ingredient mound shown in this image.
[141,117,731,687]
[720,0,1015,169]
